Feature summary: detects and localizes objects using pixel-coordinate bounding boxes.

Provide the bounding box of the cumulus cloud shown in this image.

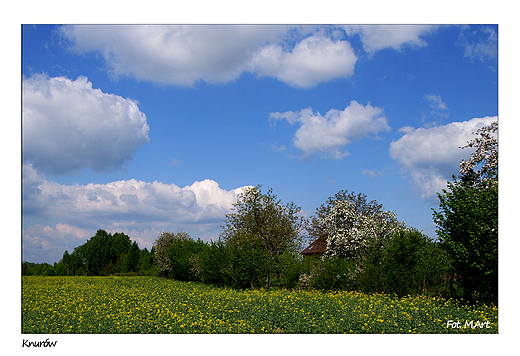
[59,25,357,88]
[389,116,497,201]
[23,74,150,175]
[22,223,92,263]
[249,34,357,88]
[344,25,438,54]
[23,163,251,228]
[22,163,253,262]
[270,101,390,159]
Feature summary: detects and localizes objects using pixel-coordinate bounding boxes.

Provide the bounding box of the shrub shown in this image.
[359,229,454,297]
[166,238,206,282]
[198,240,231,286]
[307,256,357,291]
[276,250,302,289]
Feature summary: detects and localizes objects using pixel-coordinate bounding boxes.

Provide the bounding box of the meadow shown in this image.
[22,276,497,334]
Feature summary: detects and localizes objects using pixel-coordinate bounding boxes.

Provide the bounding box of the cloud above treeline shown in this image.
[270,101,391,159]
[23,74,150,175]
[389,116,497,202]
[23,163,251,229]
[58,25,440,88]
[22,163,253,262]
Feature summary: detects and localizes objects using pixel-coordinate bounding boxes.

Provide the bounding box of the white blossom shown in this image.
[321,200,406,259]
[459,120,498,189]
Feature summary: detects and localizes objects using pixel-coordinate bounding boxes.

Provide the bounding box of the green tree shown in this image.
[153,231,190,277]
[433,120,498,303]
[125,241,141,273]
[379,230,451,297]
[166,237,206,281]
[226,237,269,289]
[138,248,156,275]
[220,185,305,289]
[433,179,498,303]
[198,240,231,285]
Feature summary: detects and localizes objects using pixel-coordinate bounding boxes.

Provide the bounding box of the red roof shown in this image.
[301,238,327,256]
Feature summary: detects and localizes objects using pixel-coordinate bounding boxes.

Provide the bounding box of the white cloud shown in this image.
[457,25,498,63]
[23,74,150,175]
[344,25,438,54]
[170,158,182,166]
[424,94,450,118]
[22,223,92,263]
[270,101,390,159]
[23,163,251,230]
[362,169,379,180]
[59,25,357,88]
[249,34,357,88]
[389,116,497,201]
[22,163,253,262]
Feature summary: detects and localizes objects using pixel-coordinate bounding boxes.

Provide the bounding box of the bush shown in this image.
[276,250,303,289]
[199,240,232,286]
[227,241,269,289]
[166,238,206,282]
[359,229,454,297]
[306,256,357,291]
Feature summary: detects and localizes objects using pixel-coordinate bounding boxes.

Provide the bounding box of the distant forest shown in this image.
[23,230,158,277]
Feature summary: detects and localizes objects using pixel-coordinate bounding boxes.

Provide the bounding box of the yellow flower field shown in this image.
[22,276,497,333]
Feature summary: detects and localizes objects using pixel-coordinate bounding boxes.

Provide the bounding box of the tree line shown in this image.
[23,230,157,277]
[23,121,498,304]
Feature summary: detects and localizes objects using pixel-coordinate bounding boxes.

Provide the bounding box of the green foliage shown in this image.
[276,250,303,289]
[23,229,158,277]
[153,231,190,277]
[433,179,498,303]
[364,230,452,297]
[166,237,207,282]
[220,185,305,289]
[432,120,498,304]
[226,239,269,289]
[198,240,232,286]
[306,256,357,291]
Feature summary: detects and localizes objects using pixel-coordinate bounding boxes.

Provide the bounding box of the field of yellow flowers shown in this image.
[22,276,497,334]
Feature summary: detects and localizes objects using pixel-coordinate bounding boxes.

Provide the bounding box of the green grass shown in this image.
[22,276,497,334]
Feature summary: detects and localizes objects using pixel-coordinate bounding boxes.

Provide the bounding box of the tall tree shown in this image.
[220,185,305,289]
[433,120,498,303]
[125,241,141,273]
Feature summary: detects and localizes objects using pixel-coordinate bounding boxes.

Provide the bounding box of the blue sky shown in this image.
[22,24,498,264]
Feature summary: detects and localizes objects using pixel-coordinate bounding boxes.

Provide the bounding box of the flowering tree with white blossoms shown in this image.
[459,120,497,189]
[321,199,406,260]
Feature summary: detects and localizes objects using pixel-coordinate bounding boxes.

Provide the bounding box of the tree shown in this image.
[220,185,305,289]
[433,120,498,303]
[377,229,451,297]
[125,241,141,273]
[307,190,384,248]
[459,120,498,189]
[321,199,405,260]
[198,240,232,286]
[153,231,190,277]
[166,237,206,281]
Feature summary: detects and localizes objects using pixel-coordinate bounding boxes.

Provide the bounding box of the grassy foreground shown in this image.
[22,276,497,334]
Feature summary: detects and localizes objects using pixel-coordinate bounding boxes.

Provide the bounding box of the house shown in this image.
[301,238,327,258]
